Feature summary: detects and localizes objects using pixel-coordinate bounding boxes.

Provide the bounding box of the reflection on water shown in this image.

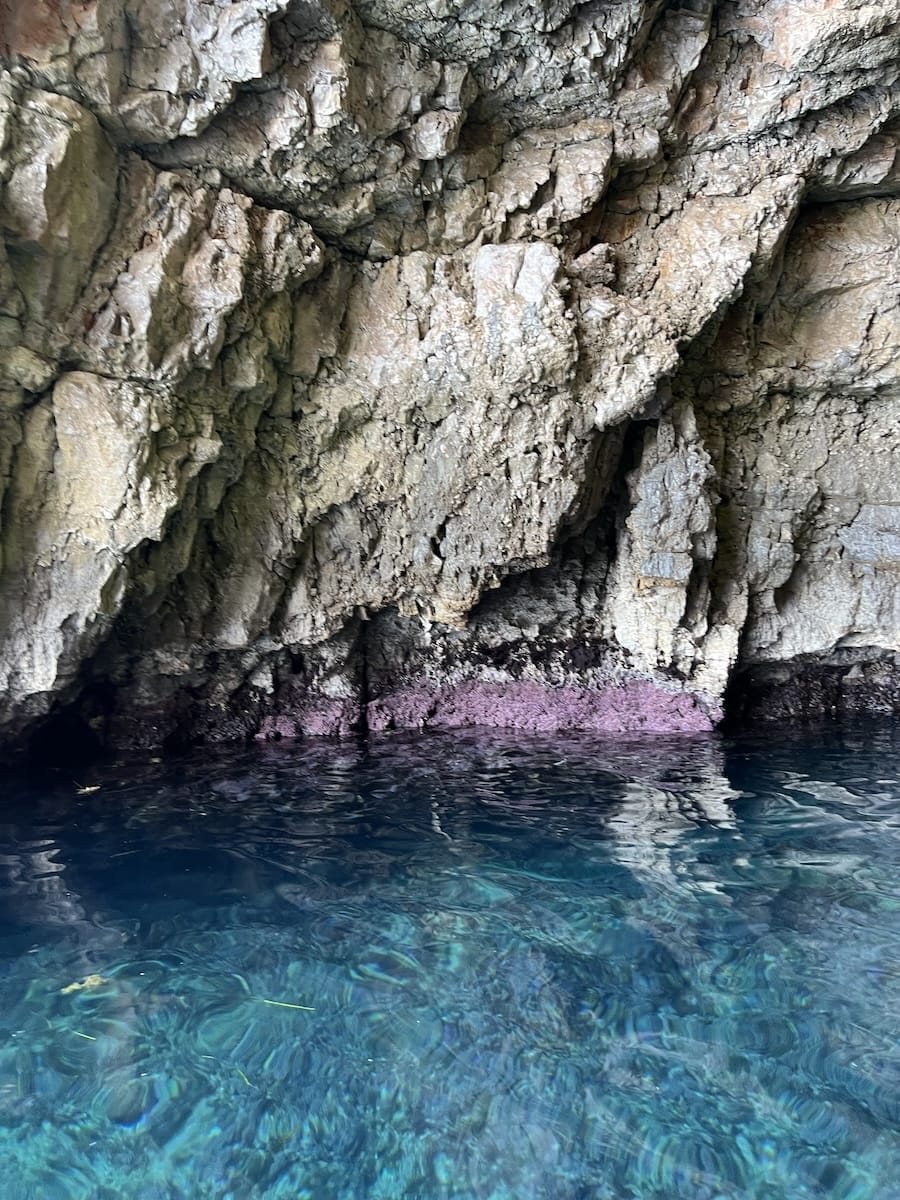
[1,725,899,1199]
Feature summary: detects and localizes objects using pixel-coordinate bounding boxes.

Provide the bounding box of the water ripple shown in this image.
[0,723,898,1197]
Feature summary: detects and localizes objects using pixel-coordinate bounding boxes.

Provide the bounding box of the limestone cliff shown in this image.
[1,0,898,754]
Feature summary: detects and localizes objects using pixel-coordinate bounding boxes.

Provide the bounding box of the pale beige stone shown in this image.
[0,0,898,745]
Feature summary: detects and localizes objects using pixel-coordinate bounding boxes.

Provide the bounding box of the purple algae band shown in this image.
[367,679,714,734]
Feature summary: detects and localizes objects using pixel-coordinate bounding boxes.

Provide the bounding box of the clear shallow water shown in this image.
[1,726,899,1200]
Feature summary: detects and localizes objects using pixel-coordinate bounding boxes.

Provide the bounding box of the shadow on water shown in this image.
[0,722,899,1198]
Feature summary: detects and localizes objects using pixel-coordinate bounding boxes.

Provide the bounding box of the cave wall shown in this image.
[0,0,898,751]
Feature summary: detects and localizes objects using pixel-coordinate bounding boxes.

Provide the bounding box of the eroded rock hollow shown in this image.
[1,0,898,753]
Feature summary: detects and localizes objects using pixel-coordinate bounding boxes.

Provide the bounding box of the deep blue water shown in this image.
[1,725,899,1199]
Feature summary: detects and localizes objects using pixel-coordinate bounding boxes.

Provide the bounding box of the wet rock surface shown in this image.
[0,0,898,752]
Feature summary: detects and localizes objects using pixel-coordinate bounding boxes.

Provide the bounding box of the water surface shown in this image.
[1,725,899,1198]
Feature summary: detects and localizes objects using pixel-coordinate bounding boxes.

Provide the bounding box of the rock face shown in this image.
[0,0,898,754]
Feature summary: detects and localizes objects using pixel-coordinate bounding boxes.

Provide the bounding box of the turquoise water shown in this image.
[1,725,899,1199]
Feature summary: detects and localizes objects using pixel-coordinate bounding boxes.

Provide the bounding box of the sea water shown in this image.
[1,725,899,1199]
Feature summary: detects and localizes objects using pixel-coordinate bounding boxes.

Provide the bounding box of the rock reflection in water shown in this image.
[0,724,898,1198]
